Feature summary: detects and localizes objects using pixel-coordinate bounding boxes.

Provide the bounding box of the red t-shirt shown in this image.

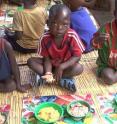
[38,28,85,67]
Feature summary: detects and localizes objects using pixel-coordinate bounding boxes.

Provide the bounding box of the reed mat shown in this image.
[0,2,116,124]
[0,50,117,123]
[15,52,38,65]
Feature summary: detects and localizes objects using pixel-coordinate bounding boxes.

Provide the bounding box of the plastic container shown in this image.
[67,100,94,121]
[34,102,63,124]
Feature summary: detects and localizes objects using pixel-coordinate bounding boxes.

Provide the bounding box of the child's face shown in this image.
[48,10,70,38]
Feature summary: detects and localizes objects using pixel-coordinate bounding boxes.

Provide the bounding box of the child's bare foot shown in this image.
[17,84,31,93]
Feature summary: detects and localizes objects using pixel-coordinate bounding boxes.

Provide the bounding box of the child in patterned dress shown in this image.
[92,0,117,84]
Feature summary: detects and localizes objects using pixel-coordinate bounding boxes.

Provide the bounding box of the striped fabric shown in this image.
[38,28,85,67]
[92,20,117,76]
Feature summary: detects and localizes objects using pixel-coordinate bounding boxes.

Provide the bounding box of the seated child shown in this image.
[92,0,117,84]
[0,38,30,92]
[5,0,47,53]
[62,0,98,53]
[27,4,85,92]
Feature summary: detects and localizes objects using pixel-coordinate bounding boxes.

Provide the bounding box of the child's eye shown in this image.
[64,24,69,27]
[51,22,57,26]
[54,23,58,26]
[64,24,68,27]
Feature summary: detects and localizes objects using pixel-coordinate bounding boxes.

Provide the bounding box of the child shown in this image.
[5,0,47,53]
[92,0,117,84]
[62,0,98,53]
[27,4,85,92]
[0,38,30,92]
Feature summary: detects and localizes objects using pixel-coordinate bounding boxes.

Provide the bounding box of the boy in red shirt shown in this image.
[28,4,85,92]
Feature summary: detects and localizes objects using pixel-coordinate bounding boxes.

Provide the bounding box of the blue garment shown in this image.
[70,7,97,52]
[0,40,11,80]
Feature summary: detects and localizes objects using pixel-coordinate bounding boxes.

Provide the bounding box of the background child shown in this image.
[0,38,30,92]
[62,0,98,53]
[92,0,117,84]
[27,4,85,92]
[5,0,47,53]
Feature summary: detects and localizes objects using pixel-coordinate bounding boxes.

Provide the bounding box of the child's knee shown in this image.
[105,75,116,85]
[76,64,84,74]
[27,57,34,67]
[5,79,16,92]
[102,73,116,85]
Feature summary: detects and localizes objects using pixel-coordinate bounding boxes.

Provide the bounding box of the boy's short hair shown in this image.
[49,4,71,19]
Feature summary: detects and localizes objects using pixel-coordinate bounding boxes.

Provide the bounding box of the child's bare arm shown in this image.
[92,32,110,49]
[44,57,52,74]
[5,41,20,84]
[5,41,26,92]
[5,28,23,41]
[42,57,55,83]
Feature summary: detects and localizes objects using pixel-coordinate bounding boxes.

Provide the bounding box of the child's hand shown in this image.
[99,33,109,41]
[94,33,110,44]
[55,65,63,82]
[41,73,55,84]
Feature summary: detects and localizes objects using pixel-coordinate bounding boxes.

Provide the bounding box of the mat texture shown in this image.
[0,50,117,124]
[15,52,38,65]
[0,2,117,124]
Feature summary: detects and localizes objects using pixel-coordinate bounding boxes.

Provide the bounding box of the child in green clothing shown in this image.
[92,0,117,84]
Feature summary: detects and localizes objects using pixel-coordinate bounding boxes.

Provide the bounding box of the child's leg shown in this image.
[101,67,117,84]
[27,57,45,86]
[59,63,83,92]
[27,57,44,75]
[0,77,16,92]
[63,63,83,78]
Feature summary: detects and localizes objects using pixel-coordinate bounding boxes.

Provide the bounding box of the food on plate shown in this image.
[110,113,117,119]
[69,102,89,117]
[38,107,60,122]
[55,121,68,124]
